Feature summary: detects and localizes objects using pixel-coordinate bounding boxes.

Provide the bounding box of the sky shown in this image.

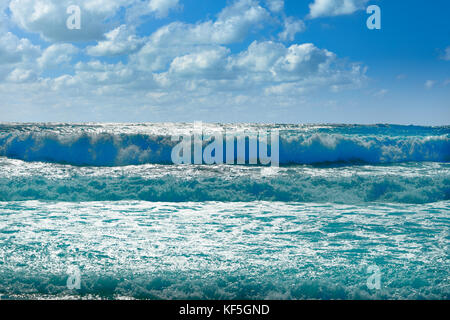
[0,0,449,124]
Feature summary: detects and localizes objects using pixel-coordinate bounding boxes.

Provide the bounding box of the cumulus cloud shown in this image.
[308,0,368,18]
[233,41,286,73]
[6,67,37,82]
[5,36,363,98]
[87,25,145,56]
[0,32,40,65]
[124,0,179,24]
[266,0,284,13]
[132,0,271,72]
[278,17,305,41]
[73,60,136,86]
[38,43,78,69]
[130,38,361,95]
[272,43,333,77]
[232,41,335,82]
[8,0,164,41]
[0,31,41,84]
[132,40,362,96]
[0,0,368,121]
[169,47,231,79]
[148,0,179,17]
[152,0,269,46]
[5,0,180,42]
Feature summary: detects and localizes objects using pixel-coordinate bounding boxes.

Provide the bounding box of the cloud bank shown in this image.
[0,0,368,122]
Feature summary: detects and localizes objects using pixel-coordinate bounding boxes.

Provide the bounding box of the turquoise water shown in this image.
[0,123,448,299]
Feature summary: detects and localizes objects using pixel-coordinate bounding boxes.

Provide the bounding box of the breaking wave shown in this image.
[1,159,448,203]
[0,124,448,166]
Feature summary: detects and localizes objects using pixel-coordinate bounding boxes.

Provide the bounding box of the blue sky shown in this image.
[0,0,449,124]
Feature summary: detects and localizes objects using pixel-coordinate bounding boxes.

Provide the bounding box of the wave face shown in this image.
[0,123,449,166]
[1,158,448,203]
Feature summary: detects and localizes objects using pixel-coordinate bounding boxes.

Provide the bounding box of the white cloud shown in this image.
[308,0,368,18]
[38,43,78,69]
[7,0,179,42]
[148,0,179,17]
[0,0,369,121]
[124,0,179,23]
[153,0,269,46]
[9,0,138,41]
[1,36,364,100]
[229,41,337,83]
[133,0,270,72]
[266,0,284,13]
[0,32,40,65]
[278,17,305,41]
[235,41,333,81]
[442,46,450,61]
[87,25,145,56]
[73,60,136,85]
[425,80,435,89]
[82,0,134,14]
[0,31,41,83]
[6,67,37,82]
[233,41,286,73]
[274,43,333,76]
[169,47,231,79]
[151,40,363,96]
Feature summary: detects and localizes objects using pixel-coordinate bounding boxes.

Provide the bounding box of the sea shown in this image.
[0,123,448,299]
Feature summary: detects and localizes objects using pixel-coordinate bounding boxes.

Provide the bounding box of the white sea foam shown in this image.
[0,201,448,300]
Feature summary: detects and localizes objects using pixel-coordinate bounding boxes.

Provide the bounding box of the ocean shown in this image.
[0,123,448,299]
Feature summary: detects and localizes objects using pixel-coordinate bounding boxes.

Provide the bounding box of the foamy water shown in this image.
[0,123,448,299]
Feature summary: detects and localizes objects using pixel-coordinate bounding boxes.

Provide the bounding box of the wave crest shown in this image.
[0,129,448,166]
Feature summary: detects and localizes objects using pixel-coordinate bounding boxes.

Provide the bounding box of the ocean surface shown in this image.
[0,123,449,300]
